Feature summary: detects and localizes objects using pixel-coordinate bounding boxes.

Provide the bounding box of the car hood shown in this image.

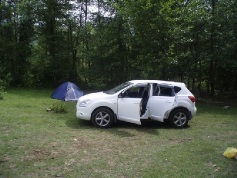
[78,91,110,101]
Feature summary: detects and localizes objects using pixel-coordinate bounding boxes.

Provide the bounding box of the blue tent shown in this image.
[51,82,83,101]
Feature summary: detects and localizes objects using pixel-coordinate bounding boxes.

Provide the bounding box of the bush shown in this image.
[48,103,67,113]
[0,80,6,100]
[0,72,12,100]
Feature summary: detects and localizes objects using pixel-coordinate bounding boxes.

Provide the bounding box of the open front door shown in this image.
[148,84,176,122]
[117,97,141,125]
[117,83,148,125]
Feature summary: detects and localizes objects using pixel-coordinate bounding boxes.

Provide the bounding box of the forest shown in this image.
[0,0,237,97]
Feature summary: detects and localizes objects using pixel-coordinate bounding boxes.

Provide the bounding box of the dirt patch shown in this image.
[31,149,59,161]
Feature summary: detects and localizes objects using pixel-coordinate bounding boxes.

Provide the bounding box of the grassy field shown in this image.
[0,89,236,178]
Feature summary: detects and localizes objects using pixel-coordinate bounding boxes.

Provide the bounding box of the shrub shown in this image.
[0,72,12,100]
[0,80,6,100]
[48,103,67,113]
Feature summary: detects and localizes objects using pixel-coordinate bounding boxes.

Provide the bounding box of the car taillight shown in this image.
[188,96,195,103]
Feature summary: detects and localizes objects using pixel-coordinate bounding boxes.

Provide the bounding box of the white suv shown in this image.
[76,80,197,128]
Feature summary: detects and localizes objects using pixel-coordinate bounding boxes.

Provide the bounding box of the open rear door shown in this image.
[148,84,176,122]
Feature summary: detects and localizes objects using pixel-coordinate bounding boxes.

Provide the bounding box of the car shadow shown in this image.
[65,118,189,138]
[110,120,165,137]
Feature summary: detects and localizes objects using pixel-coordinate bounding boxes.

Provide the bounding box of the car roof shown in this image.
[129,80,185,87]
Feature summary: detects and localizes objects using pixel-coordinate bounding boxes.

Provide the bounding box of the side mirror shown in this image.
[118,93,123,98]
[118,91,128,98]
[118,92,124,98]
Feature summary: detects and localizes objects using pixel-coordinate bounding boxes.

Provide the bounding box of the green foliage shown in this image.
[0,0,237,95]
[0,68,12,99]
[0,80,5,100]
[48,103,67,113]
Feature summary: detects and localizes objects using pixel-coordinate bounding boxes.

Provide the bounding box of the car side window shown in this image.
[159,86,173,96]
[174,86,181,93]
[123,86,145,98]
[152,84,174,97]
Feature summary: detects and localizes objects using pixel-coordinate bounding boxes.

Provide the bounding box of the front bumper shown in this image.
[76,107,91,121]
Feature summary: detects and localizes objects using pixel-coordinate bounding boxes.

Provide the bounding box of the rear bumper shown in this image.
[189,106,197,119]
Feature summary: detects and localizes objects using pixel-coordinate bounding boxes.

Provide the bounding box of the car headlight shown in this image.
[79,99,91,107]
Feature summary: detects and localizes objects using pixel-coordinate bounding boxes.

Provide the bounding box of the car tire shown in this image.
[169,109,189,128]
[91,108,114,128]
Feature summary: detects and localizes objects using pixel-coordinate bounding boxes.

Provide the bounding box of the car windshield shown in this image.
[104,82,132,94]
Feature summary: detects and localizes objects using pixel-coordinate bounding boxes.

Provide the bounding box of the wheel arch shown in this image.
[168,107,192,120]
[167,107,191,128]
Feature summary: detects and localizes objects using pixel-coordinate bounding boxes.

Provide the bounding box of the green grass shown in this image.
[0,89,237,178]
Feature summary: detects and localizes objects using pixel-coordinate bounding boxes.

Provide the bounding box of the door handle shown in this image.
[166,101,172,103]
